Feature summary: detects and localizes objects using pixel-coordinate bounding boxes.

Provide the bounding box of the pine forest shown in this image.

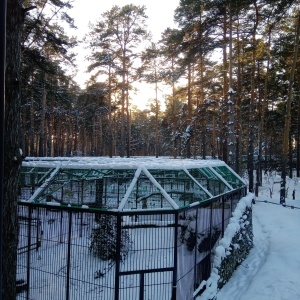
[20,0,300,193]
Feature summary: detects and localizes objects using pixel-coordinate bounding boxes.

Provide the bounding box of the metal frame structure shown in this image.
[19,157,245,210]
[17,157,247,300]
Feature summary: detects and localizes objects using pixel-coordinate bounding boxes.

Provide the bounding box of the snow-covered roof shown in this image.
[23,156,227,170]
[20,157,246,211]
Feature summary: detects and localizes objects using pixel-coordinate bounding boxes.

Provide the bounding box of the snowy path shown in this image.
[216,200,300,300]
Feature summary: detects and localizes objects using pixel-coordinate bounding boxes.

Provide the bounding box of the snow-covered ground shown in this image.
[213,173,300,300]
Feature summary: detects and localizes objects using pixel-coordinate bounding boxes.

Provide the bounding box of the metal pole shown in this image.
[66,211,72,300]
[114,214,121,300]
[26,208,32,300]
[171,212,178,300]
[0,1,6,299]
[193,208,198,290]
[221,196,225,237]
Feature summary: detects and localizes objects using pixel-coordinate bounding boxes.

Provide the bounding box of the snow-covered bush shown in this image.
[89,214,132,261]
[186,228,197,251]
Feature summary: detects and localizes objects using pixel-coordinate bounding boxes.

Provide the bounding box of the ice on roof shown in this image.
[23,156,227,170]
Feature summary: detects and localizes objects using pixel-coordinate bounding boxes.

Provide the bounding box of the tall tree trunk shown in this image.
[255,61,263,197]
[198,5,205,159]
[0,0,5,298]
[4,0,24,298]
[108,64,113,157]
[91,116,95,155]
[99,116,103,156]
[236,19,242,173]
[289,131,293,178]
[201,105,207,159]
[171,58,178,158]
[228,0,236,171]
[47,118,52,156]
[260,26,272,177]
[126,75,131,158]
[297,88,300,177]
[155,72,159,158]
[281,11,300,204]
[39,80,47,156]
[30,79,35,155]
[221,7,228,163]
[186,63,192,158]
[248,1,259,194]
[120,52,126,158]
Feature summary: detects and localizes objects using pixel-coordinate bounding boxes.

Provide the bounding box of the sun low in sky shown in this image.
[68,0,179,110]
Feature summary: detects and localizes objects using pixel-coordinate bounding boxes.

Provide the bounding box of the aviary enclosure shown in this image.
[17,157,247,300]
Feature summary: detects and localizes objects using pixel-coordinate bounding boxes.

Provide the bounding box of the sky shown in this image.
[68,0,180,109]
[197,173,300,300]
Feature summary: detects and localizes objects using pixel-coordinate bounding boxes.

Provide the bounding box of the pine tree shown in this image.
[4,0,25,298]
[89,214,131,261]
[86,4,150,157]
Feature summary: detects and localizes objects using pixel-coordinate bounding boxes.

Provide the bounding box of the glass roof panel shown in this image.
[99,169,137,209]
[147,169,211,207]
[122,171,174,210]
[19,159,245,210]
[212,166,245,188]
[187,168,231,196]
[20,166,55,186]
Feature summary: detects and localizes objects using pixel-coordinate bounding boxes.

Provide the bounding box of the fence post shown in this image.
[26,207,32,300]
[193,208,198,290]
[36,207,40,251]
[171,212,178,300]
[114,214,121,300]
[209,201,213,256]
[221,196,225,237]
[139,272,144,300]
[66,211,72,300]
[60,210,63,243]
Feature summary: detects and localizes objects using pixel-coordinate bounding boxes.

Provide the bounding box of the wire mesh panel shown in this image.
[119,213,175,299]
[17,206,116,300]
[68,213,117,300]
[119,273,140,299]
[143,271,173,299]
[17,188,247,300]
[176,204,225,300]
[18,206,42,254]
[177,208,201,300]
[17,207,73,299]
[118,271,173,300]
[222,196,235,230]
[18,186,35,202]
[120,213,175,272]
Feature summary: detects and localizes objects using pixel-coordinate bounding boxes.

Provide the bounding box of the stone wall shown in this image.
[195,193,254,300]
[217,207,253,289]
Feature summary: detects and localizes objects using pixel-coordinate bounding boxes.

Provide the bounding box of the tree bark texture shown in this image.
[4,0,24,298]
[281,11,300,204]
